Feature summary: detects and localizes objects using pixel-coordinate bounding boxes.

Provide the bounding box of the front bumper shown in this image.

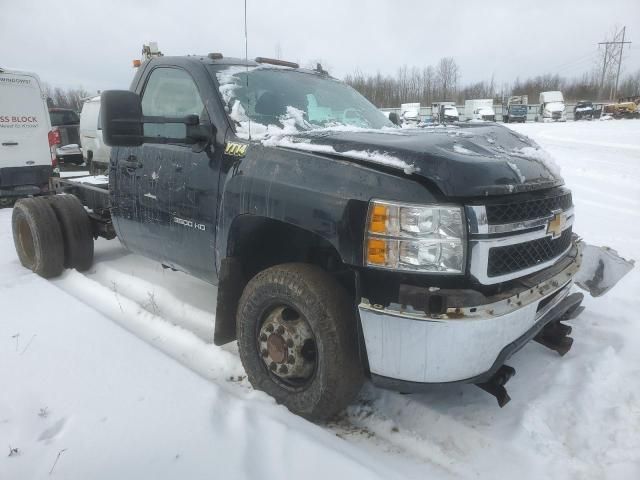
[55,144,83,159]
[359,241,583,385]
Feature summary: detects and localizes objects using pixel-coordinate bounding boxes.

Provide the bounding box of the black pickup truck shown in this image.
[11,54,631,421]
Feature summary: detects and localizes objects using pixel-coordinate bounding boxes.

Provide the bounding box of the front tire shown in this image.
[237,263,363,421]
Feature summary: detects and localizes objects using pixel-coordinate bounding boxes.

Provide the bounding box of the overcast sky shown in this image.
[1,0,638,93]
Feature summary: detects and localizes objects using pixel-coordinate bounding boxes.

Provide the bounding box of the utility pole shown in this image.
[614,27,626,100]
[598,26,632,101]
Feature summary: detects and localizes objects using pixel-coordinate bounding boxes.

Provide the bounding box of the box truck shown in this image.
[465,99,495,121]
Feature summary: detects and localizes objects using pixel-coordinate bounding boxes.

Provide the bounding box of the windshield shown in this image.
[49,110,79,126]
[210,65,393,138]
[545,101,564,111]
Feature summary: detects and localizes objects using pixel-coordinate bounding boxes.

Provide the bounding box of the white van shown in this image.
[0,68,53,204]
[80,96,111,174]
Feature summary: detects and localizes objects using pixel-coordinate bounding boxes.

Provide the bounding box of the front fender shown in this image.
[216,143,436,271]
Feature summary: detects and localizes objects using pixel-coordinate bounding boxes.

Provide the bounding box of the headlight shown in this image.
[365,200,466,273]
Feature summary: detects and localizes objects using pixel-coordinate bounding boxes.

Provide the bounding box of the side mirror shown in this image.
[388,112,400,126]
[101,90,143,147]
[101,90,215,148]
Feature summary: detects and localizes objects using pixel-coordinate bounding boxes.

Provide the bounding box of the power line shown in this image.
[597,26,632,100]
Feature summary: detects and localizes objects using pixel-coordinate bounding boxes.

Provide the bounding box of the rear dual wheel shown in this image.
[12,195,94,278]
[12,198,65,278]
[237,263,364,421]
[46,195,94,271]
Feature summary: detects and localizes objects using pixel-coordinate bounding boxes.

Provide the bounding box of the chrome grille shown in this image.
[487,227,573,277]
[467,190,575,284]
[485,191,572,224]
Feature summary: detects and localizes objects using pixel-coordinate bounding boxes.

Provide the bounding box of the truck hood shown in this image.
[544,102,565,113]
[265,123,563,197]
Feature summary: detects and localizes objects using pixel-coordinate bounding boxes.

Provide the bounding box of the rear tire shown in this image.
[237,263,364,421]
[12,198,65,278]
[46,195,94,271]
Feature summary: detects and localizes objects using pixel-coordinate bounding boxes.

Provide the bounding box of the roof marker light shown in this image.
[254,57,299,69]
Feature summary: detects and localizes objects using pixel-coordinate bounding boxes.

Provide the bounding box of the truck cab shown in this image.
[574,100,594,121]
[432,101,459,123]
[537,91,566,122]
[12,54,633,421]
[503,95,528,123]
[400,103,421,127]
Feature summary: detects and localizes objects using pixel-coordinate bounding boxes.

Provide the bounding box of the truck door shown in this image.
[113,66,221,281]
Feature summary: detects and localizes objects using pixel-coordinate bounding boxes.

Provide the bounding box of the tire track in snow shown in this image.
[50,251,458,477]
[49,242,589,478]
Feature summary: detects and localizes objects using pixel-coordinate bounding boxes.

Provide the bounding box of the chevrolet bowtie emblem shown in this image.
[546,210,566,239]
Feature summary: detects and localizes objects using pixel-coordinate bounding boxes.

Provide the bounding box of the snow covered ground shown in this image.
[1,120,639,479]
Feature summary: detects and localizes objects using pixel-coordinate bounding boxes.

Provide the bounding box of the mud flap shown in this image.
[574,244,635,297]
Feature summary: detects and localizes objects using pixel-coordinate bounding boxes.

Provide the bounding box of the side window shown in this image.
[96,105,102,130]
[141,68,206,140]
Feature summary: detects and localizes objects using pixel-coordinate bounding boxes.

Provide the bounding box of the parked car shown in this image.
[11,54,632,421]
[574,100,594,121]
[49,107,83,164]
[0,67,54,205]
[80,95,111,174]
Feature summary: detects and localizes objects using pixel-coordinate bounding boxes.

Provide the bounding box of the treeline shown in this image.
[42,83,92,112]
[345,58,640,107]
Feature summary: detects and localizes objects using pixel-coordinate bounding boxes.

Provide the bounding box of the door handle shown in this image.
[122,155,142,170]
[2,142,18,146]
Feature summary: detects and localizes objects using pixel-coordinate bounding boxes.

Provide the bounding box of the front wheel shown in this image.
[237,263,364,421]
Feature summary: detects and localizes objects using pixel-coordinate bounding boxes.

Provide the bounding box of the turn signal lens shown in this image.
[367,238,387,265]
[369,205,388,233]
[133,59,142,68]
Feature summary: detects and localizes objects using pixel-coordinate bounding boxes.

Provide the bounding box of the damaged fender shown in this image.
[574,243,635,297]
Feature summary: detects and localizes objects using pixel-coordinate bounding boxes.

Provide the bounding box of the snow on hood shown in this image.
[544,101,565,112]
[510,145,561,178]
[215,66,562,196]
[261,109,419,175]
[264,122,563,196]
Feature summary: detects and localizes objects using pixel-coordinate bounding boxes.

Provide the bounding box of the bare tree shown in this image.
[435,57,459,100]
